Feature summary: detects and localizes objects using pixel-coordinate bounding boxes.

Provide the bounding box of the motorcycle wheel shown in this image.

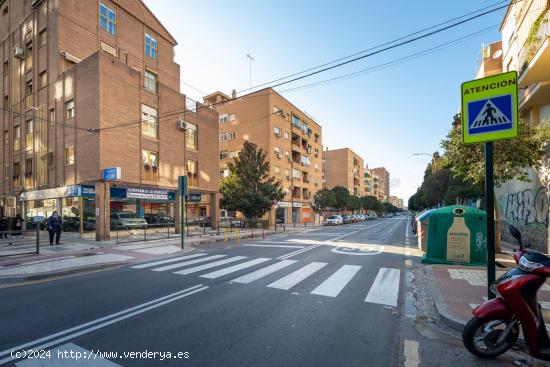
[462,317,519,358]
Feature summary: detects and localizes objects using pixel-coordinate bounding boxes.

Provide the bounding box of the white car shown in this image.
[324,215,343,225]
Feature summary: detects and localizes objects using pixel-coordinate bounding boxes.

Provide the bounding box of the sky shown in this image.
[143,0,508,204]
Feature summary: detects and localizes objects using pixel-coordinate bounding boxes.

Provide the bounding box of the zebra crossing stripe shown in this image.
[267,262,327,290]
[174,256,247,275]
[231,260,297,284]
[131,253,207,269]
[310,265,361,297]
[152,255,226,272]
[200,258,271,279]
[365,268,401,307]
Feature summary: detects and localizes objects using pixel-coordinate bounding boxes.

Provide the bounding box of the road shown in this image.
[0,217,519,366]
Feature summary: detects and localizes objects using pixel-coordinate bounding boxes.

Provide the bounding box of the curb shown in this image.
[0,261,130,286]
[424,266,467,332]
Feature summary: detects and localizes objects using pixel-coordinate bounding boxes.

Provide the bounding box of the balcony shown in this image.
[518,10,550,86]
[519,80,550,112]
[141,166,159,181]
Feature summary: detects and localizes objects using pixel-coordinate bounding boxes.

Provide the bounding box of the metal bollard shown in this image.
[237,230,240,244]
[224,229,227,242]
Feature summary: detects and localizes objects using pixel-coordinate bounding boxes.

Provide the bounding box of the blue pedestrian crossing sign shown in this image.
[461,71,518,144]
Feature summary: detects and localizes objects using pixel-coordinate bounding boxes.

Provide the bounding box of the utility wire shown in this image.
[236,0,512,94]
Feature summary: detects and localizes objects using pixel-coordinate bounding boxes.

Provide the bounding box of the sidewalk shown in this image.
[0,224,321,285]
[425,250,550,332]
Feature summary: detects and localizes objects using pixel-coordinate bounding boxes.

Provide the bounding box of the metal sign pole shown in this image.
[179,176,187,250]
[485,142,496,299]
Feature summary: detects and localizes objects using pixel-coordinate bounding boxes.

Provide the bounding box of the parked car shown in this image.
[144,214,175,226]
[110,211,147,230]
[341,215,352,224]
[324,215,343,226]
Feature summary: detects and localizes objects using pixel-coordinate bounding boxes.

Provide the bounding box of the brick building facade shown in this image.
[0,0,219,239]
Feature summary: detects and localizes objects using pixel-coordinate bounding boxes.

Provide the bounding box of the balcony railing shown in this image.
[142,166,159,181]
[519,10,550,74]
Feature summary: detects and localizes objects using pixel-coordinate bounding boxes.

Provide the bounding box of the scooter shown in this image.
[462,224,550,361]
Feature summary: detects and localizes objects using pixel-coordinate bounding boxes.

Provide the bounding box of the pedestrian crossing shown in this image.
[132,254,401,307]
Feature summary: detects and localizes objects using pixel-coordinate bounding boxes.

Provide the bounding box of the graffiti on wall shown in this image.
[498,185,549,252]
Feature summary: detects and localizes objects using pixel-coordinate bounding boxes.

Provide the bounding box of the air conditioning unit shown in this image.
[176,120,187,130]
[13,46,24,59]
[275,152,281,159]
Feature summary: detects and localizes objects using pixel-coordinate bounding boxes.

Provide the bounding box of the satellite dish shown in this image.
[492,50,503,59]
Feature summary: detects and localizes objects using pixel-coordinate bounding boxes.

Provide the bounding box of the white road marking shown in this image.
[404,339,419,367]
[131,253,207,269]
[152,255,226,272]
[174,256,247,275]
[243,244,305,249]
[277,244,322,260]
[134,245,182,255]
[0,285,207,365]
[267,262,327,290]
[231,260,297,284]
[365,267,401,307]
[16,342,122,366]
[310,265,361,297]
[200,258,271,279]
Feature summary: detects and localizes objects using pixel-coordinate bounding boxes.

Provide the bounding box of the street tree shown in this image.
[220,141,284,220]
[346,195,362,212]
[441,115,550,251]
[361,195,380,212]
[330,186,350,210]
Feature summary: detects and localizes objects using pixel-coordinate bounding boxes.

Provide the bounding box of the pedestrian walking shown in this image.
[0,215,8,239]
[47,211,62,245]
[12,214,23,236]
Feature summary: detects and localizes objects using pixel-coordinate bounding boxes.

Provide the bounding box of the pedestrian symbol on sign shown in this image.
[467,94,513,135]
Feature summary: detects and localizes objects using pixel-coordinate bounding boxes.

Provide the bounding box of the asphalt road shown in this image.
[0,217,428,367]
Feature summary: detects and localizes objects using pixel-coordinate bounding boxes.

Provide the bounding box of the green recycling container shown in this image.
[421,205,487,266]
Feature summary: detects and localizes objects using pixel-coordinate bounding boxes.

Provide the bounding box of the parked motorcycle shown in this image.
[462,224,550,361]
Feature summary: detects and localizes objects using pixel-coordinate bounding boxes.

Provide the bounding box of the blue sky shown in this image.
[144,0,508,203]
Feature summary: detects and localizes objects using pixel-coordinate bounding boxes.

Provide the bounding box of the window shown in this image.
[185,122,198,150]
[47,152,55,169]
[2,61,7,75]
[2,4,7,16]
[49,108,55,126]
[141,149,159,180]
[141,104,158,138]
[99,3,116,35]
[39,70,47,88]
[220,150,229,160]
[219,114,228,124]
[292,168,302,179]
[273,165,281,174]
[3,130,7,145]
[25,43,32,71]
[219,132,235,142]
[65,100,74,119]
[186,160,198,186]
[14,125,20,151]
[65,146,74,166]
[39,29,47,46]
[25,158,32,186]
[284,131,289,140]
[144,69,157,93]
[3,95,7,109]
[25,120,33,151]
[13,163,20,187]
[274,146,281,158]
[229,114,236,121]
[3,165,8,181]
[274,126,281,137]
[314,148,319,157]
[220,169,229,178]
[145,33,157,59]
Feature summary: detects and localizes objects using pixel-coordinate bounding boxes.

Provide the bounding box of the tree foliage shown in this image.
[361,195,380,211]
[346,195,362,212]
[330,186,350,210]
[220,142,284,219]
[314,189,337,210]
[441,115,550,187]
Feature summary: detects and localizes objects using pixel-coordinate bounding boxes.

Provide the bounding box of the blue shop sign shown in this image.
[187,193,202,202]
[103,167,121,181]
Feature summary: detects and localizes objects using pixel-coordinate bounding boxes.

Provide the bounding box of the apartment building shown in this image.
[204,88,323,225]
[322,148,364,196]
[0,0,219,239]
[371,167,390,200]
[388,195,403,209]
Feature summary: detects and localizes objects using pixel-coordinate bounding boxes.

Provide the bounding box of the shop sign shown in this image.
[81,185,96,197]
[277,202,306,208]
[186,193,202,202]
[103,167,121,181]
[127,187,170,200]
[20,185,81,201]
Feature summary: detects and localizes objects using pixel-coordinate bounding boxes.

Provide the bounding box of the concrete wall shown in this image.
[496,168,549,252]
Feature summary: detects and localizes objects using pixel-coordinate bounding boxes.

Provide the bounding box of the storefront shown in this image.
[20,185,96,233]
[109,186,176,222]
[275,202,314,224]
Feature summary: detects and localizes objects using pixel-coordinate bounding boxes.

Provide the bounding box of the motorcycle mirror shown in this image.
[508,224,523,248]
